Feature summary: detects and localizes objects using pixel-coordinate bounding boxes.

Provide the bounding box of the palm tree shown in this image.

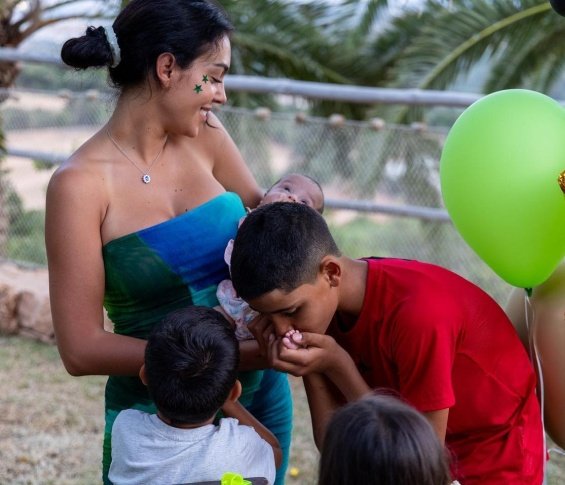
[386,0,558,119]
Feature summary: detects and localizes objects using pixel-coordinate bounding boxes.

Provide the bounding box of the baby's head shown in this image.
[260,173,324,213]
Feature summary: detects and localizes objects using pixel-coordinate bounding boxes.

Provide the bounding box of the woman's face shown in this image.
[168,36,231,137]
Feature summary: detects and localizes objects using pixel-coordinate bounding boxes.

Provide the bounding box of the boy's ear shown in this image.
[155,52,177,87]
[227,379,242,402]
[139,363,148,386]
[320,256,342,288]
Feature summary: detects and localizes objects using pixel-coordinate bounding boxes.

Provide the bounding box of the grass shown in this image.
[0,336,563,484]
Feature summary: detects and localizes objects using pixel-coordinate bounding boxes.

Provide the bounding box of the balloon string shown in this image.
[524,291,548,478]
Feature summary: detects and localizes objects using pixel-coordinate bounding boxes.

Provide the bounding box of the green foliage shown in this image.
[4,187,46,265]
[16,64,110,92]
[7,209,46,265]
[329,213,510,302]
[3,97,109,130]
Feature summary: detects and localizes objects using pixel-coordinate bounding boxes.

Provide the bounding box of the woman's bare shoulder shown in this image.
[47,137,110,209]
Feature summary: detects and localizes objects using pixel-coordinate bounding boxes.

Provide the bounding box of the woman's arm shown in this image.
[238,339,269,370]
[207,113,263,209]
[46,165,146,376]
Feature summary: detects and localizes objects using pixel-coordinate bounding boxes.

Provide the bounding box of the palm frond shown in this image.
[380,0,555,122]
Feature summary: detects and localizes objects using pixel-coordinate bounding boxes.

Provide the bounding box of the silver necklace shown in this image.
[106,128,168,184]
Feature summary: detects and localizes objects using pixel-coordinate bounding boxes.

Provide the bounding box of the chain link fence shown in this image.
[1,87,513,303]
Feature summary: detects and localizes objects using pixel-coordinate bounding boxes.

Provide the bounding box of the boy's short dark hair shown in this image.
[231,202,340,301]
[144,306,239,425]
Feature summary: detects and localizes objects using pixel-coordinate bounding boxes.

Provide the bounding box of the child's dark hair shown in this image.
[61,0,233,90]
[231,202,340,301]
[144,306,239,425]
[319,395,452,485]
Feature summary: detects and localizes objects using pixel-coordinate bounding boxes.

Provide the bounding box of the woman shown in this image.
[45,1,292,483]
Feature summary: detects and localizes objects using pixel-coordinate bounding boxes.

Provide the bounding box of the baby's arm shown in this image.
[221,400,282,468]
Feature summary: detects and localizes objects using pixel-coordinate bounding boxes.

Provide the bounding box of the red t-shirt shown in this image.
[329,258,544,484]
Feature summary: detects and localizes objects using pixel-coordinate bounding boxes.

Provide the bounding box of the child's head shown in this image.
[319,394,452,485]
[260,173,324,213]
[231,202,341,336]
[142,306,239,425]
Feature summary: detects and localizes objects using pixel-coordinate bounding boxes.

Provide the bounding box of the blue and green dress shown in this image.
[102,192,292,484]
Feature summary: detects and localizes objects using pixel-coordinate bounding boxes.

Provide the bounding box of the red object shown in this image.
[330,258,544,484]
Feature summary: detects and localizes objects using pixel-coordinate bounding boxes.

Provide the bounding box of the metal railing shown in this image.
[0,53,514,303]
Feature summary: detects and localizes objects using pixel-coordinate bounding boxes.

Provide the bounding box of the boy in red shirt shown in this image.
[230,202,544,485]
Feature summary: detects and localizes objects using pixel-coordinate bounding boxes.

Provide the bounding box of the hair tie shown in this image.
[103,26,121,68]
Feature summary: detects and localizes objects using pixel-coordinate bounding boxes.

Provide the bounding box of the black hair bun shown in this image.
[550,0,565,16]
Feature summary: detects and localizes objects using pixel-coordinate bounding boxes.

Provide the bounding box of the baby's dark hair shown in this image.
[231,202,340,301]
[267,173,325,213]
[61,0,233,90]
[144,306,239,425]
[319,395,452,485]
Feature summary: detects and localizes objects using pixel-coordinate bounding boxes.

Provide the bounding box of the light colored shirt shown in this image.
[109,410,275,485]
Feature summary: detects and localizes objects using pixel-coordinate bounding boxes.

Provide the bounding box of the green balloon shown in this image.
[440,89,565,288]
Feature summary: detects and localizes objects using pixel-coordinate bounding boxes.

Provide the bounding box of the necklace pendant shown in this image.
[142,174,151,184]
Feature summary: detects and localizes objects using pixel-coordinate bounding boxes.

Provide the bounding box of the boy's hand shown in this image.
[268,332,351,377]
[277,332,372,403]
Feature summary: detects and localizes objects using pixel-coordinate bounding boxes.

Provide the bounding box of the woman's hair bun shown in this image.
[61,26,113,69]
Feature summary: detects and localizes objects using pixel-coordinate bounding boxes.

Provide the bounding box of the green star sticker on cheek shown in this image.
[193,84,203,94]
[202,74,209,84]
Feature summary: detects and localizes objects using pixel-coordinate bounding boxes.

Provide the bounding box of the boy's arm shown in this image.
[302,373,344,450]
[221,400,282,468]
[423,409,449,443]
[270,332,372,448]
[271,332,372,401]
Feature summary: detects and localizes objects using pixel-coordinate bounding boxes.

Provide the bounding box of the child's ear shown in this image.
[139,363,148,386]
[320,256,342,288]
[227,379,242,402]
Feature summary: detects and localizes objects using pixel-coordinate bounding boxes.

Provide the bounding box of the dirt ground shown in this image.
[1,335,565,484]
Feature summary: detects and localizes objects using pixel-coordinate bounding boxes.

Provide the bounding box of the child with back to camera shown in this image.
[216,173,324,340]
[109,306,281,485]
[229,202,545,485]
[319,394,453,485]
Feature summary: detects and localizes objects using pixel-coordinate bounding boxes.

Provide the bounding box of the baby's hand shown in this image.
[282,329,305,350]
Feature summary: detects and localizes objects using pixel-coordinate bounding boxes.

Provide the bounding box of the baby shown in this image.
[217,173,324,340]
